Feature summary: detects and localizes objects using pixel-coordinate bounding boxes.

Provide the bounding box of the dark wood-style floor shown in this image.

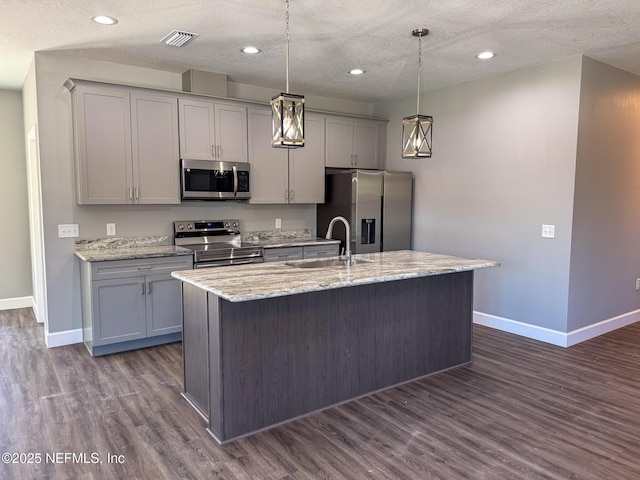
[1,308,640,479]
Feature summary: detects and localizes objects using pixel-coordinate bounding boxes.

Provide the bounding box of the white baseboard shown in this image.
[0,296,33,311]
[565,308,640,347]
[473,309,640,348]
[45,328,83,348]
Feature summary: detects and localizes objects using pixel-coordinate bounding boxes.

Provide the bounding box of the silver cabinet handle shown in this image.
[285,189,289,201]
[134,187,139,200]
[217,145,221,159]
[147,282,152,294]
[137,266,152,270]
[140,283,145,295]
[128,187,133,200]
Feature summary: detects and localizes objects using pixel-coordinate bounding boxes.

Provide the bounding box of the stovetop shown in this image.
[173,219,262,263]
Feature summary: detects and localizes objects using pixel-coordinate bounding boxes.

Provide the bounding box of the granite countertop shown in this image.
[75,236,193,262]
[241,228,339,249]
[244,237,340,248]
[171,250,499,302]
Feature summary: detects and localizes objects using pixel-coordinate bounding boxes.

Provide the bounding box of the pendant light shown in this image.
[271,0,305,148]
[402,28,433,158]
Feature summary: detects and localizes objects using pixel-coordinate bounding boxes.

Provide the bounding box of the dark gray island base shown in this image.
[174,250,498,444]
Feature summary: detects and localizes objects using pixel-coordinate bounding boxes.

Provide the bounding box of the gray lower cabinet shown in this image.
[263,244,340,262]
[263,246,303,262]
[80,255,193,356]
[303,244,340,258]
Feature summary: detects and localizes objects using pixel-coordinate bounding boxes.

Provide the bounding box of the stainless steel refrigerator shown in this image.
[317,170,413,254]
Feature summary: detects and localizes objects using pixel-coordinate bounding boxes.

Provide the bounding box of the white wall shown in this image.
[374,56,583,332]
[0,89,32,303]
[567,57,640,330]
[32,52,377,336]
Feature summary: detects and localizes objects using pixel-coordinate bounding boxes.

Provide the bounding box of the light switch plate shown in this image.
[107,223,116,236]
[541,224,555,239]
[275,218,282,229]
[58,224,79,238]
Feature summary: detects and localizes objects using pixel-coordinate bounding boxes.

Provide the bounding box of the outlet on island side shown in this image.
[275,218,282,229]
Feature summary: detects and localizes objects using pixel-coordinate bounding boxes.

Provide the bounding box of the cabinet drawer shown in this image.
[263,247,303,262]
[91,256,193,280]
[303,244,340,259]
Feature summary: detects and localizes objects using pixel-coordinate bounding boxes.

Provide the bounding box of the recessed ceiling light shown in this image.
[476,51,496,60]
[349,69,365,75]
[91,15,118,25]
[242,46,261,54]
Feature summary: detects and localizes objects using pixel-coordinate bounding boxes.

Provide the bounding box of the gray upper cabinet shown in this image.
[69,81,180,205]
[131,93,181,204]
[325,116,381,169]
[248,107,325,204]
[178,98,248,162]
[289,114,326,203]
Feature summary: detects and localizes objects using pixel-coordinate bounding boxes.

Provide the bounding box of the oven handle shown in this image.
[232,165,238,197]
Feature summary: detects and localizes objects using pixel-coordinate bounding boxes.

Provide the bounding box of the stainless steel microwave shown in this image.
[181,159,250,200]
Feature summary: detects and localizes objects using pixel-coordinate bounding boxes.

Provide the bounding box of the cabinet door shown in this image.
[145,273,183,337]
[92,278,146,346]
[215,103,248,163]
[247,107,288,204]
[73,86,133,204]
[354,121,379,169]
[289,113,325,203]
[131,93,180,204]
[178,99,215,160]
[325,117,354,168]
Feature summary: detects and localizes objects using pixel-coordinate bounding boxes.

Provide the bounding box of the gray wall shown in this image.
[0,89,32,300]
[374,56,583,332]
[567,57,640,330]
[32,52,376,335]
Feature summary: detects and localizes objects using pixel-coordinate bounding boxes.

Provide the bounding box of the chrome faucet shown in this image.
[325,216,351,264]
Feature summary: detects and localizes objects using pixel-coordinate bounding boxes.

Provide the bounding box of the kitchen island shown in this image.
[172,250,499,443]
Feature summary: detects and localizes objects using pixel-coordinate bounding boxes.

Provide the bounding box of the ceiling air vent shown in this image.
[161,30,199,47]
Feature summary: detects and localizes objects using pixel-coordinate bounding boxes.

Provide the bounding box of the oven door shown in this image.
[181,159,250,200]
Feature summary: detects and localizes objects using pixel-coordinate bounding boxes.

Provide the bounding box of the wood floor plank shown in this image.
[2,307,640,479]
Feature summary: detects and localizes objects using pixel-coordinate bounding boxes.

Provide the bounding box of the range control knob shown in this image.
[225,222,231,228]
[232,222,238,228]
[177,224,185,230]
[187,224,194,230]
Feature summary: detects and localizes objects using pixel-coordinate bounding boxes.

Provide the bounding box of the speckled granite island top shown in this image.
[171,250,499,302]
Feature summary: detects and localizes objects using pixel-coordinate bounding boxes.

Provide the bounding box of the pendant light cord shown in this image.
[416,33,422,116]
[285,0,290,94]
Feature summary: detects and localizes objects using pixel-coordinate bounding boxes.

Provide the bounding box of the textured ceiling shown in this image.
[2,0,640,102]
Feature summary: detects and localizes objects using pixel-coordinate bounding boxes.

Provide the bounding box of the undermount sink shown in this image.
[286,258,374,269]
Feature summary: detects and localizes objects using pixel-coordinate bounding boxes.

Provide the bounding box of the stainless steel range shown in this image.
[174,219,263,268]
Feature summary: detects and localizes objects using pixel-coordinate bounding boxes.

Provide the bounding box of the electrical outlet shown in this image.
[636,278,640,291]
[541,224,555,239]
[275,218,282,229]
[107,223,116,236]
[58,224,79,238]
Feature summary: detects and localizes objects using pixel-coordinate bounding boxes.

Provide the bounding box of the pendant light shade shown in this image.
[271,0,305,148]
[271,93,305,148]
[402,114,433,158]
[402,28,433,158]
